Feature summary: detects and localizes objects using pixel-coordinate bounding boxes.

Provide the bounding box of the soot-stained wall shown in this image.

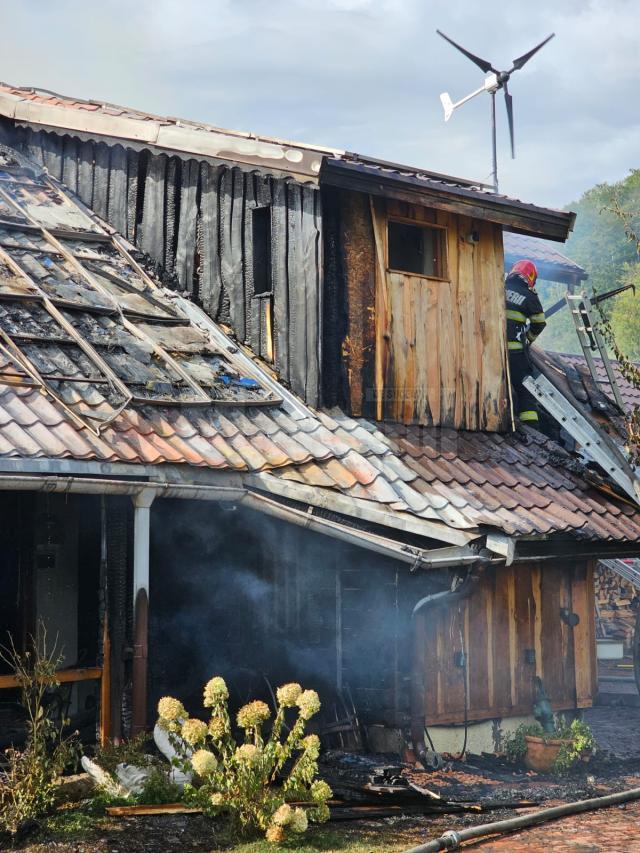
[147,499,438,728]
[8,125,322,405]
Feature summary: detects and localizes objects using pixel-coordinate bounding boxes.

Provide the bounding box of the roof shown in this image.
[364,420,640,542]
[0,82,341,180]
[320,156,576,242]
[504,232,588,284]
[0,142,638,546]
[0,82,576,242]
[557,352,640,415]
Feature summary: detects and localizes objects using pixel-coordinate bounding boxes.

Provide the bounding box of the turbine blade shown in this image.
[436,30,496,74]
[503,82,515,159]
[510,33,555,72]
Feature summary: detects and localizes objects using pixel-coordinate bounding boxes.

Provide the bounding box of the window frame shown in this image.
[251,204,273,297]
[386,215,450,282]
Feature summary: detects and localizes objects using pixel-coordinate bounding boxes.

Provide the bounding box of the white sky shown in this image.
[2,0,638,208]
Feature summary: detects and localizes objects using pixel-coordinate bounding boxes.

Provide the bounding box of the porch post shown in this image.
[131,489,156,735]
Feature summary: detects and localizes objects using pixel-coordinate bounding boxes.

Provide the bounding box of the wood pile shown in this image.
[595,566,638,647]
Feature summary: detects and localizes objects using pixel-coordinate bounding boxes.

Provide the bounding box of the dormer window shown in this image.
[388,219,447,279]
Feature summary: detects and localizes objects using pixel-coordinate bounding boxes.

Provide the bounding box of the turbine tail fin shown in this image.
[440,92,455,121]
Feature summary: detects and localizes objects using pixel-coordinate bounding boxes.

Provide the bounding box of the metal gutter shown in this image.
[242,490,484,569]
[0,473,244,501]
[245,473,479,546]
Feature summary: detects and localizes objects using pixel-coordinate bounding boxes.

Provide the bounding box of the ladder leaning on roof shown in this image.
[565,291,625,411]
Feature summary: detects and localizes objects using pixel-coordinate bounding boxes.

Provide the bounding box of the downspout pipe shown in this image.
[402,785,640,853]
[131,488,155,735]
[410,572,479,766]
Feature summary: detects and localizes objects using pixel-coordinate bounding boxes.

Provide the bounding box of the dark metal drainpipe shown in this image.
[410,571,480,765]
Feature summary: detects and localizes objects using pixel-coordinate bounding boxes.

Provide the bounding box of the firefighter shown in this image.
[505,259,546,425]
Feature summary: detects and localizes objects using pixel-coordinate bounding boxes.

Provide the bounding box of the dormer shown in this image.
[320,156,575,431]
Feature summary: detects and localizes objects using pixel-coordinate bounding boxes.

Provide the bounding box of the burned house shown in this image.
[0,84,639,757]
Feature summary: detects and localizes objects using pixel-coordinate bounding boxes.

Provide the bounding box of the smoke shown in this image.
[147,497,437,723]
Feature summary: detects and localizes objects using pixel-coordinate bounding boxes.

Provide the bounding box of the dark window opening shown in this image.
[252,206,272,295]
[388,220,447,278]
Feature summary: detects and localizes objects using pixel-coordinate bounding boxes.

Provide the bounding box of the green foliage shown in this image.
[137,767,182,805]
[536,169,640,356]
[503,716,595,775]
[503,722,545,764]
[565,170,640,296]
[0,629,81,834]
[553,718,596,776]
[93,732,151,776]
[158,678,331,843]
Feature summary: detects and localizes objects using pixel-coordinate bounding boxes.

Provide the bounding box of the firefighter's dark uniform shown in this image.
[505,273,547,423]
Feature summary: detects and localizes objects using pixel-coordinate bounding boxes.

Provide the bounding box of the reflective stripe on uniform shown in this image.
[530,312,546,323]
[519,410,539,422]
[506,309,527,322]
[508,341,524,350]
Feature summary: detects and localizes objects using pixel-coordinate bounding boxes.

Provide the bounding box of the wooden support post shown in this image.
[131,489,155,735]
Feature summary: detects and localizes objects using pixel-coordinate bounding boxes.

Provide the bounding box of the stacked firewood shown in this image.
[595,565,638,647]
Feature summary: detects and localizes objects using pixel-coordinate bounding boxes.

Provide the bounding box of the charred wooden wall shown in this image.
[12,126,321,405]
[414,561,597,727]
[323,188,511,430]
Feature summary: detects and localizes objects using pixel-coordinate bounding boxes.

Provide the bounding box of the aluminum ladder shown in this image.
[565,291,625,411]
[599,558,640,591]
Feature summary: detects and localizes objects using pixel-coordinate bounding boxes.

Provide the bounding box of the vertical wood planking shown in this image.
[77,140,94,207]
[61,136,79,195]
[107,145,128,235]
[512,565,536,710]
[572,561,596,707]
[467,577,491,714]
[164,158,179,277]
[92,142,110,220]
[271,178,289,381]
[370,196,389,421]
[219,168,245,340]
[26,129,45,166]
[174,159,199,292]
[139,153,166,264]
[438,211,459,425]
[491,567,512,712]
[340,191,376,416]
[302,184,320,407]
[287,182,306,397]
[244,172,258,349]
[125,150,139,244]
[41,132,63,180]
[199,162,223,316]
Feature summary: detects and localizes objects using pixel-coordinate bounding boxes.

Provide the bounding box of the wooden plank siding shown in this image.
[419,562,596,726]
[17,128,322,405]
[323,188,510,430]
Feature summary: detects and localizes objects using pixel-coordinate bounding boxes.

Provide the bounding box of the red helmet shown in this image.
[509,259,538,289]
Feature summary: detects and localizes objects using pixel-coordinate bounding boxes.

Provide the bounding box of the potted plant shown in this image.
[503,717,595,774]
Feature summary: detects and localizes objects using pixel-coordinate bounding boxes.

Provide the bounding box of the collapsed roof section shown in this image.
[0,145,281,434]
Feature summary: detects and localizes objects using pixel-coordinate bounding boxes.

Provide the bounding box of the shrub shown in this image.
[0,629,80,833]
[503,716,595,775]
[157,678,332,842]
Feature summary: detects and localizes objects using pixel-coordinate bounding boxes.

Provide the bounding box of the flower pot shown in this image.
[524,735,572,773]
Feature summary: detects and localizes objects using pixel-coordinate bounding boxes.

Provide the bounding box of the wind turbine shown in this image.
[436,30,555,192]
